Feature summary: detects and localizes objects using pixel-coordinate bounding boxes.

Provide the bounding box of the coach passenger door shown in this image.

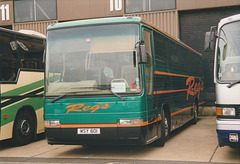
[143,29,157,142]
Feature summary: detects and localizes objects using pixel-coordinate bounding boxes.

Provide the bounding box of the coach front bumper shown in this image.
[45,125,148,145]
[216,118,240,147]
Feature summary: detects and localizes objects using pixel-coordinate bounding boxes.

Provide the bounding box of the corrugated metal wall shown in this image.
[13,11,179,38]
[125,10,179,39]
[13,20,58,36]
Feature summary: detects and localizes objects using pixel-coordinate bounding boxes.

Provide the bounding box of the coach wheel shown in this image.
[12,112,36,146]
[164,115,169,137]
[155,110,169,146]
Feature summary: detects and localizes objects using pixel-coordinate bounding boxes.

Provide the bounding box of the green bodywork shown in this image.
[45,17,149,124]
[1,79,44,126]
[45,16,203,131]
[44,96,147,124]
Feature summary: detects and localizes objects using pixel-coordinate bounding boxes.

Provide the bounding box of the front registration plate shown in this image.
[77,128,100,134]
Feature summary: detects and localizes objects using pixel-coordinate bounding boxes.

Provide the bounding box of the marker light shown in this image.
[119,119,143,125]
[216,107,223,116]
[45,120,60,126]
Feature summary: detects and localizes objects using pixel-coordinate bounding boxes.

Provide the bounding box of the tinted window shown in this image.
[0,31,18,82]
[0,30,44,82]
[153,30,202,75]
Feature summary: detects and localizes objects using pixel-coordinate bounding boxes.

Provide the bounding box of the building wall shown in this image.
[13,20,57,36]
[57,0,124,21]
[0,0,178,37]
[57,0,178,39]
[125,10,179,38]
[177,0,240,10]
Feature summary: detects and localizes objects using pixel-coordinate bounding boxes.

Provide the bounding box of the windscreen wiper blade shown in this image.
[75,86,125,101]
[106,88,125,101]
[50,90,97,103]
[50,93,67,103]
[72,86,125,101]
[94,86,125,101]
[227,80,240,88]
[50,86,125,103]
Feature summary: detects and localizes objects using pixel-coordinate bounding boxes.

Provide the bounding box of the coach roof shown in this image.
[47,16,142,30]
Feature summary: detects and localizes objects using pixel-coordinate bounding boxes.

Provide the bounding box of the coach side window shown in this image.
[0,32,18,82]
[143,29,153,95]
[15,35,44,70]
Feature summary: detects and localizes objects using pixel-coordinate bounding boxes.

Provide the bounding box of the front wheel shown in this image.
[155,110,169,146]
[12,112,36,146]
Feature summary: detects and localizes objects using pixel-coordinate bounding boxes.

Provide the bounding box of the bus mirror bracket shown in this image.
[43,40,46,63]
[136,40,147,64]
[204,26,217,51]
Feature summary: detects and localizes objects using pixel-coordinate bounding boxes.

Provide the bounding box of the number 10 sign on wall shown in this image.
[110,0,122,11]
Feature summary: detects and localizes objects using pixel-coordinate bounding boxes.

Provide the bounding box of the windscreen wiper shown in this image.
[91,86,125,101]
[50,86,125,103]
[50,90,97,103]
[72,86,125,101]
[103,87,125,101]
[227,80,240,88]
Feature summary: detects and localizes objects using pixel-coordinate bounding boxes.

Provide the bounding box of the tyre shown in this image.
[12,112,36,146]
[155,110,169,146]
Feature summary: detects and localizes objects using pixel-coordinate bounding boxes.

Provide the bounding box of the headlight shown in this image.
[45,120,60,126]
[119,119,143,125]
[216,107,235,116]
[223,108,235,116]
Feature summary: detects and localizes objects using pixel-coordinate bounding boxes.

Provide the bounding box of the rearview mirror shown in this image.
[204,26,216,51]
[136,43,147,64]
